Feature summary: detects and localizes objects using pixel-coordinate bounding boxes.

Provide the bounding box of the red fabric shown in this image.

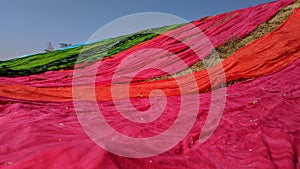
[1,57,299,169]
[1,3,299,168]
[0,7,299,102]
[0,0,293,87]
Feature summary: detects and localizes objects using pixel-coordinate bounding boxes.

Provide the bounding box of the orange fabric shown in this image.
[1,8,300,102]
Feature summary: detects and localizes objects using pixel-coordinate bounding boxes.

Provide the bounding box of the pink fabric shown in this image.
[0,0,293,87]
[1,57,299,168]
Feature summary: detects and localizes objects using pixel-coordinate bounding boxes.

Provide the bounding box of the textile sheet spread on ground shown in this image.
[0,54,299,169]
[0,0,293,86]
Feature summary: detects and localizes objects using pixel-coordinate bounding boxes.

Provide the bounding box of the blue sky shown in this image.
[0,0,275,60]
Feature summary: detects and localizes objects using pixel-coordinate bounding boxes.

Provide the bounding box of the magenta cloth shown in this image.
[1,57,299,168]
[0,0,293,87]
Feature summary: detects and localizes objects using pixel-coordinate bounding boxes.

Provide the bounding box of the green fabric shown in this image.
[0,24,183,76]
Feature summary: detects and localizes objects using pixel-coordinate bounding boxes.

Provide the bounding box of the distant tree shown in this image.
[45,42,54,52]
[59,43,72,48]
